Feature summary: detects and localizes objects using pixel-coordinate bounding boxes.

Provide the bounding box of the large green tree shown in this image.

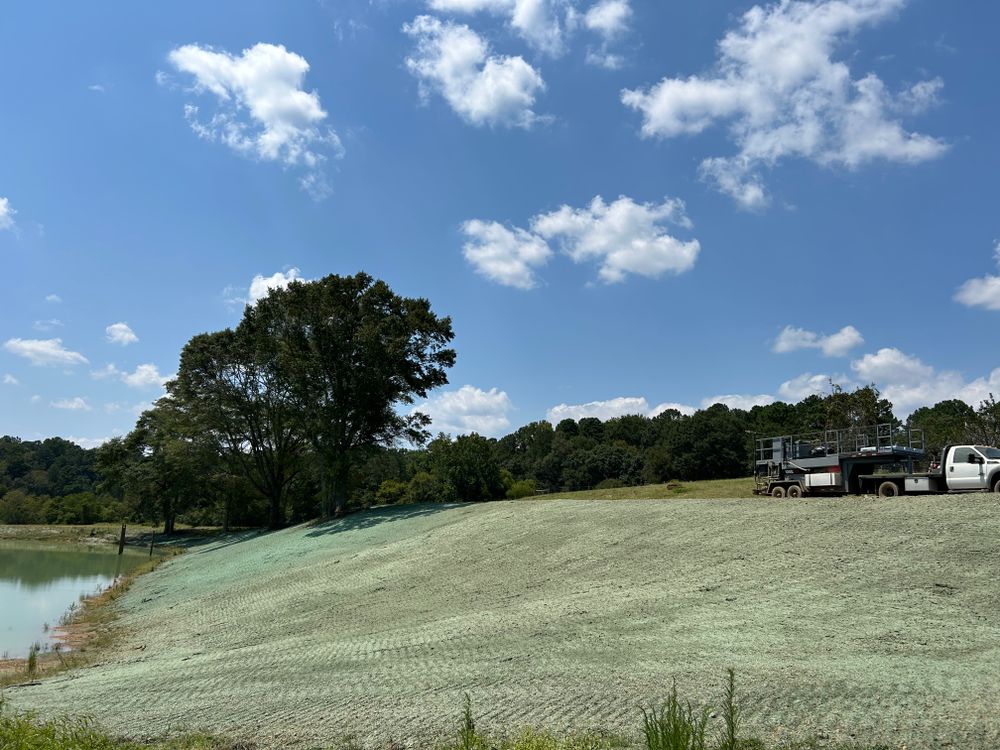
[242,272,455,517]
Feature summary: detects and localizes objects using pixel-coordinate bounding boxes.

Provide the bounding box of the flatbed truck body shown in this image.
[753,423,1000,497]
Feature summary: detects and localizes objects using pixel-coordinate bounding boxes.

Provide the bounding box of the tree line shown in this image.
[3,273,999,529]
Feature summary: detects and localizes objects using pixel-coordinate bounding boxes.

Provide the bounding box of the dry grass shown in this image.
[544,477,755,501]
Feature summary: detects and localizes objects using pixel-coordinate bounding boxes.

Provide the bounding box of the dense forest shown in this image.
[3,273,999,530]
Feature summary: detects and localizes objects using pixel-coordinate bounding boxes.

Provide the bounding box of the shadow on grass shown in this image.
[131,529,268,554]
[305,502,459,538]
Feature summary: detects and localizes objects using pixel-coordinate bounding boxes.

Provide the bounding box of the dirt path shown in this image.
[8,496,1000,748]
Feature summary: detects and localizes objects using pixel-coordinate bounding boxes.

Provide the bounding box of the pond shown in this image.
[0,542,148,659]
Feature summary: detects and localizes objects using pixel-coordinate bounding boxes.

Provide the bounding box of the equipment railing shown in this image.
[754,423,924,466]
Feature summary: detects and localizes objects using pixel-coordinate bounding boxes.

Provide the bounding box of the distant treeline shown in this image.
[3,386,998,529]
[0,436,120,524]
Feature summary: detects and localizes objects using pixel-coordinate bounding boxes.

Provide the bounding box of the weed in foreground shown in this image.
[641,681,710,750]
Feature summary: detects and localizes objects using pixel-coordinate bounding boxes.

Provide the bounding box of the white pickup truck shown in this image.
[859,444,1000,496]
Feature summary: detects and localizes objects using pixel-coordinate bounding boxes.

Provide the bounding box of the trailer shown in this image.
[752,423,1000,497]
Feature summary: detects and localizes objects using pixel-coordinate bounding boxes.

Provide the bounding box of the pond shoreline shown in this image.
[0,526,180,687]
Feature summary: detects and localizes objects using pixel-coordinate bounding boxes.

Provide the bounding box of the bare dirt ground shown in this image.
[7,496,1000,749]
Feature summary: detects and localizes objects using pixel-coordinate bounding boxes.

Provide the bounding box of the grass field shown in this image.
[544,477,756,501]
[5,493,1000,749]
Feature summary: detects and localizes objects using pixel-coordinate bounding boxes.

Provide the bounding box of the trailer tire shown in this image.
[770,486,786,498]
[786,484,802,498]
[877,480,899,498]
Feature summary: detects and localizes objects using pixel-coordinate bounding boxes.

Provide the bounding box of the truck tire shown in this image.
[786,484,802,498]
[878,481,899,498]
[771,486,786,498]
[992,475,1000,494]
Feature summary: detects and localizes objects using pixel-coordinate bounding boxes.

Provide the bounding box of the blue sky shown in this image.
[2,0,999,446]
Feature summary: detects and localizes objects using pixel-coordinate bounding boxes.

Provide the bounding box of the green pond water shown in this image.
[0,543,147,658]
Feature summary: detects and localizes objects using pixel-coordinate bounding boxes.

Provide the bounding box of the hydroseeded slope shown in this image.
[10,496,1000,749]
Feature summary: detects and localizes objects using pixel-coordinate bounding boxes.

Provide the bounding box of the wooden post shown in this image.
[118,523,126,555]
[149,538,155,557]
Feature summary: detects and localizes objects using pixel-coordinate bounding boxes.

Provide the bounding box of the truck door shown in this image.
[947,447,986,490]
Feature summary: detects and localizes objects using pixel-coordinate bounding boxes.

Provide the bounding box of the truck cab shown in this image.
[939,444,1000,492]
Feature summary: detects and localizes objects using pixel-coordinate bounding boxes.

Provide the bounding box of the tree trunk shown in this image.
[222,496,230,534]
[318,454,330,520]
[331,454,350,517]
[268,491,283,529]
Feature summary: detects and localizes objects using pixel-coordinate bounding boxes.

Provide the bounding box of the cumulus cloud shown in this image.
[701,393,775,410]
[427,0,573,57]
[0,197,15,231]
[3,374,18,386]
[955,241,1000,311]
[91,363,122,380]
[649,401,697,417]
[773,324,864,357]
[463,195,699,287]
[4,338,88,367]
[45,294,61,303]
[533,196,699,283]
[583,0,632,68]
[777,372,843,401]
[850,347,1000,416]
[51,397,92,411]
[68,436,111,449]
[547,396,650,422]
[404,15,546,128]
[121,364,170,389]
[461,220,552,289]
[250,268,305,304]
[167,42,342,196]
[106,322,139,346]
[418,385,513,436]
[621,0,947,208]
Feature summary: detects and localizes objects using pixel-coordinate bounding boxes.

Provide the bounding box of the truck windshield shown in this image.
[975,446,1000,459]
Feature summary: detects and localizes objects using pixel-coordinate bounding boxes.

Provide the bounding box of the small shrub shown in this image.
[26,643,39,678]
[506,479,536,500]
[376,479,409,505]
[641,681,710,750]
[406,472,447,504]
[457,693,488,750]
[719,668,740,750]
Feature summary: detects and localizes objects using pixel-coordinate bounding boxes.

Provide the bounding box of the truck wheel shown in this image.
[771,486,786,498]
[787,485,802,498]
[878,481,899,498]
[992,476,1000,494]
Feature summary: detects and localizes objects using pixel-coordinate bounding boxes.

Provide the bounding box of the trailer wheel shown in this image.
[786,484,802,498]
[877,481,899,498]
[770,486,786,498]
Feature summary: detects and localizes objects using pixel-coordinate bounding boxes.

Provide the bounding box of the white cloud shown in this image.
[584,0,631,37]
[67,436,110,449]
[461,220,552,289]
[106,322,139,346]
[121,364,170,389]
[4,338,88,367]
[404,15,546,129]
[88,84,106,93]
[849,347,1000,416]
[621,0,947,208]
[167,43,342,195]
[649,401,697,417]
[30,395,41,404]
[532,195,699,283]
[427,0,572,57]
[0,198,15,231]
[547,396,651,422]
[33,319,63,332]
[464,195,699,288]
[51,397,92,412]
[955,241,1000,311]
[851,347,932,386]
[773,324,864,357]
[777,372,841,401]
[701,393,775,410]
[45,294,61,303]
[250,267,304,304]
[418,385,513,436]
[2,374,18,386]
[91,363,123,380]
